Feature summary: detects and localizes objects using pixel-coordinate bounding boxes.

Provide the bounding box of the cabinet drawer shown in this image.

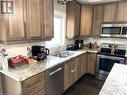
[23,88,45,95]
[22,72,45,92]
[23,80,45,92]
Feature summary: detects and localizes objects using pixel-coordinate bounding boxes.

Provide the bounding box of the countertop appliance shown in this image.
[96,47,126,80]
[101,24,127,38]
[46,64,63,95]
[67,44,79,51]
[31,45,49,61]
[67,40,84,51]
[75,39,84,49]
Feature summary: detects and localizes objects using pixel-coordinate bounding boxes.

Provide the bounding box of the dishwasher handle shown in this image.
[49,68,62,76]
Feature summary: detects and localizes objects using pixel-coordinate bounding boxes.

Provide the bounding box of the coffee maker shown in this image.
[74,40,84,49]
[31,45,49,61]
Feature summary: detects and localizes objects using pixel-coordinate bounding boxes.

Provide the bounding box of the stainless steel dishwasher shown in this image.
[46,64,64,95]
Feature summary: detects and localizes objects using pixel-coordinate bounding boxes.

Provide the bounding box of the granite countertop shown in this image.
[0,49,98,82]
[99,64,127,95]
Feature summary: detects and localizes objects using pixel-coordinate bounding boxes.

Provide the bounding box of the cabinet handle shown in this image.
[40,24,42,32]
[71,69,77,73]
[43,24,45,33]
[24,22,26,32]
[49,68,62,76]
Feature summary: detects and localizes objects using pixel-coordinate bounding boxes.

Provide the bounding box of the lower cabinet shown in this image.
[81,53,87,76]
[1,72,46,95]
[1,52,97,95]
[22,72,45,95]
[86,52,96,75]
[64,60,74,91]
[64,54,87,91]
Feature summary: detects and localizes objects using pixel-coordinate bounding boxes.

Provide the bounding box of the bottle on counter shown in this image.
[0,48,8,71]
[2,56,8,71]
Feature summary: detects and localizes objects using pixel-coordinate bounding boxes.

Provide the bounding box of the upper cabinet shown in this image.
[0,0,54,43]
[66,1,81,39]
[92,5,104,37]
[26,0,42,40]
[116,2,127,22]
[43,0,54,39]
[103,3,117,23]
[103,2,127,23]
[80,5,93,37]
[0,0,26,43]
[26,0,54,40]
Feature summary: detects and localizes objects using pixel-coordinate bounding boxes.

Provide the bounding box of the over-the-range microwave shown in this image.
[101,24,127,38]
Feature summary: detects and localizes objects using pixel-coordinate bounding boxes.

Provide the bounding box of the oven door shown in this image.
[96,54,125,80]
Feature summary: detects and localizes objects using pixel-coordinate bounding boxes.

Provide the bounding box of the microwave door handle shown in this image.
[121,27,123,35]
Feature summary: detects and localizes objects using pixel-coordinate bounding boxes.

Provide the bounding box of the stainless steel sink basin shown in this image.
[54,51,75,58]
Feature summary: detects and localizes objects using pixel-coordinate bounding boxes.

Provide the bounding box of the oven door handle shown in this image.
[97,54,125,60]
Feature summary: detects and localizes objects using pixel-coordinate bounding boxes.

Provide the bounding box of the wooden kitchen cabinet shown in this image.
[81,53,87,76]
[66,1,81,39]
[92,5,104,37]
[26,0,42,40]
[64,56,81,91]
[0,0,54,43]
[80,5,93,37]
[26,0,54,40]
[0,0,26,43]
[64,60,73,91]
[103,3,117,23]
[116,2,127,22]
[64,54,87,91]
[1,72,46,95]
[73,56,81,83]
[43,0,54,39]
[86,52,96,75]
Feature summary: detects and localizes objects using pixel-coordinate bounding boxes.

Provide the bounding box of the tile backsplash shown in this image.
[0,42,45,57]
[89,38,127,50]
[0,39,74,57]
[1,38,127,57]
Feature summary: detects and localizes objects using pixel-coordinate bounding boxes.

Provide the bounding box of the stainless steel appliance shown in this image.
[46,64,64,95]
[101,24,127,38]
[96,48,126,80]
[31,45,49,61]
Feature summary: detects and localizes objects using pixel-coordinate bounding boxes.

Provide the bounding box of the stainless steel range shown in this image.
[96,47,126,80]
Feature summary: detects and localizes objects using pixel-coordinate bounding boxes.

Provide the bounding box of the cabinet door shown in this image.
[74,2,80,38]
[116,2,127,22]
[81,53,87,76]
[43,0,54,39]
[87,53,96,75]
[92,5,104,37]
[26,0,42,40]
[7,0,26,41]
[64,60,73,91]
[66,1,80,39]
[73,57,81,83]
[103,3,117,23]
[66,2,75,39]
[80,5,93,37]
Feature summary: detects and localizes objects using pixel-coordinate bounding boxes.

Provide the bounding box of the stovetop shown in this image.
[97,48,126,58]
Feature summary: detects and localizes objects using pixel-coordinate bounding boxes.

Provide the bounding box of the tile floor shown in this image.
[63,74,105,95]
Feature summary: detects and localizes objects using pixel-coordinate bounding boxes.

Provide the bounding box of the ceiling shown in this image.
[77,0,124,4]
